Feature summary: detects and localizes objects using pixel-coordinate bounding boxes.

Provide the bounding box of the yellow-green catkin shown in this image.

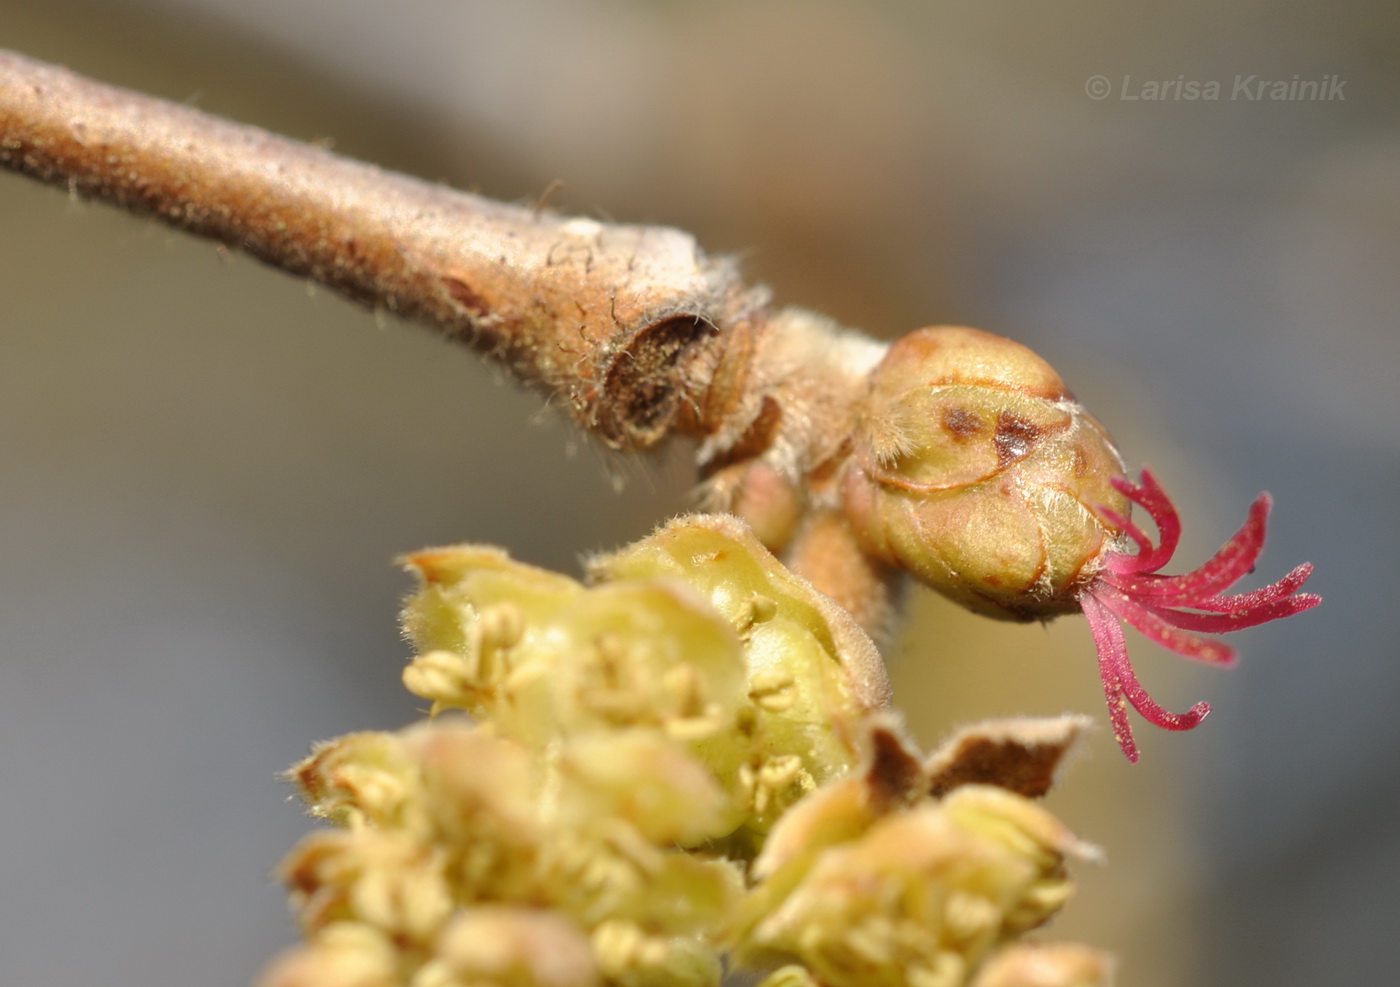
[262,515,1110,987]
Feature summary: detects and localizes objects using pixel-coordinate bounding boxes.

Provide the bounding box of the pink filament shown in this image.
[1081,470,1320,761]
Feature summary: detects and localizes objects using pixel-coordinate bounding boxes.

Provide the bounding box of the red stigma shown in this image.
[1079,470,1321,762]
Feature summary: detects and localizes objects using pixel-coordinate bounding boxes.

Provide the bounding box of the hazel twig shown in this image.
[0,49,896,629]
[2,49,1319,748]
[0,49,763,450]
[0,50,877,461]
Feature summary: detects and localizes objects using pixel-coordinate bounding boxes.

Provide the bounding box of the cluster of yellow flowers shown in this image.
[260,515,1112,987]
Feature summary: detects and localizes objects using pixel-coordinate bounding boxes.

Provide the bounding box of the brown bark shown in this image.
[0,49,774,450]
[0,48,900,632]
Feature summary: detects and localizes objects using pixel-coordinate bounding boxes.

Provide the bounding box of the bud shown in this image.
[841,326,1127,620]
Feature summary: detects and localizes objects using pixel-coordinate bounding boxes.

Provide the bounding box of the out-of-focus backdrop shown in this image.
[1,2,1394,985]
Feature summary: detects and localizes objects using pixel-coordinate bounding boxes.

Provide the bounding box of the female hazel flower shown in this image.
[842,326,1320,761]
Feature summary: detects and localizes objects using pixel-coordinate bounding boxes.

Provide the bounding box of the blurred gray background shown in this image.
[1,2,1395,985]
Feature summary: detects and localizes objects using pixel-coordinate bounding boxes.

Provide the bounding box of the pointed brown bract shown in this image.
[926,716,1092,799]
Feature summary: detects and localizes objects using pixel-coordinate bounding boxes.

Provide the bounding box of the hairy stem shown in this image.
[0,49,773,449]
[0,49,894,630]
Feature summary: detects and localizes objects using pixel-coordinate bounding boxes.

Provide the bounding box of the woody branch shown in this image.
[0,49,897,628]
